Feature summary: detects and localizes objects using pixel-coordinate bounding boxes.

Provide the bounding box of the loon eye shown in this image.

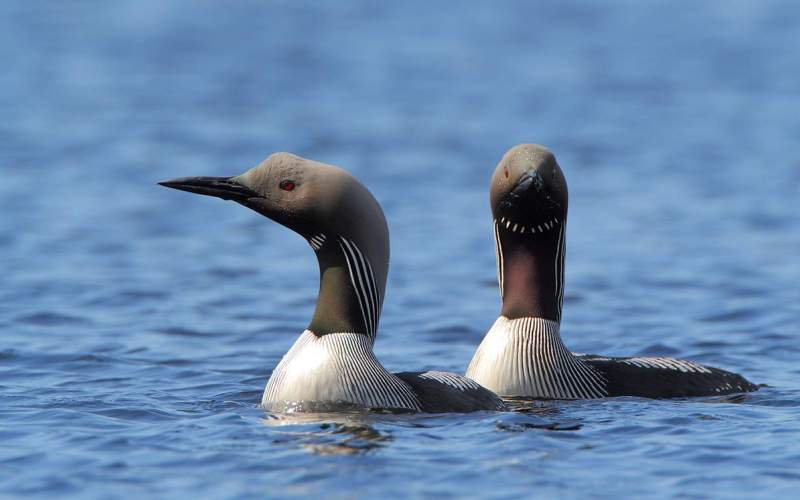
[504,167,509,179]
[279,179,296,191]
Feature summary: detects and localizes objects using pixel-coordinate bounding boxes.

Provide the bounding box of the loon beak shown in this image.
[510,171,541,198]
[499,170,562,213]
[498,172,536,211]
[158,176,260,202]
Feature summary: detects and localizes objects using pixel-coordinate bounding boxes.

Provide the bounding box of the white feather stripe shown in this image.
[338,237,380,340]
[557,329,599,397]
[351,340,400,407]
[548,330,576,397]
[520,320,533,395]
[573,358,598,398]
[494,220,504,299]
[619,357,712,374]
[419,371,482,391]
[338,335,371,403]
[353,342,388,404]
[347,240,381,334]
[507,325,519,390]
[576,353,604,397]
[338,238,375,338]
[534,321,553,398]
[525,319,542,397]
[548,322,566,396]
[543,320,560,398]
[530,321,546,397]
[652,359,671,370]
[534,325,566,398]
[338,240,370,335]
[339,238,373,335]
[566,344,603,398]
[554,224,565,322]
[551,334,578,398]
[348,333,418,408]
[340,335,375,403]
[308,233,326,251]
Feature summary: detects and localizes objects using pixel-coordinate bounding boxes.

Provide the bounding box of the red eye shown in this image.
[504,167,509,179]
[279,180,296,191]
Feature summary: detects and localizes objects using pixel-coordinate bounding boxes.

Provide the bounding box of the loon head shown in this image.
[159,152,389,339]
[490,144,568,235]
[489,144,568,322]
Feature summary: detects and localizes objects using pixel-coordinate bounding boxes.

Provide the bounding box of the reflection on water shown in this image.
[264,412,394,456]
[262,402,585,456]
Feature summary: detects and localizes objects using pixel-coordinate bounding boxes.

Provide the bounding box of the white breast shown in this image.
[466,316,607,399]
[262,330,420,412]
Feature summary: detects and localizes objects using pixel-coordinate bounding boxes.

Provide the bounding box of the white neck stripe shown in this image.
[337,237,379,340]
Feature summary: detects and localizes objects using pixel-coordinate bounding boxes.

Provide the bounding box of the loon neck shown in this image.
[263,235,416,412]
[307,234,384,341]
[495,218,566,323]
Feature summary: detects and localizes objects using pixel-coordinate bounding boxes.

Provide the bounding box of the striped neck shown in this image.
[466,316,607,399]
[306,234,383,341]
[493,218,565,322]
[262,330,420,412]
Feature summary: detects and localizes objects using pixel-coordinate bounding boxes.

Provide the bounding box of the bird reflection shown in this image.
[261,411,395,456]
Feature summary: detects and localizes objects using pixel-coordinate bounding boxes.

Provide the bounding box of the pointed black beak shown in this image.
[498,170,563,214]
[158,176,261,201]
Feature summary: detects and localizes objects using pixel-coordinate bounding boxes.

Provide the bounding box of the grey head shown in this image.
[489,144,568,322]
[159,152,389,340]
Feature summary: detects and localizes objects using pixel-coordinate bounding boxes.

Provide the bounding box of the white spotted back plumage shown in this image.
[418,371,487,392]
[619,357,712,374]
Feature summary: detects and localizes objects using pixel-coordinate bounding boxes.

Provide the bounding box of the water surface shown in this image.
[2,1,799,498]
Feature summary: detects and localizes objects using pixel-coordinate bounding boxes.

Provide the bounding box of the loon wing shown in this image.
[394,370,507,412]
[578,355,758,398]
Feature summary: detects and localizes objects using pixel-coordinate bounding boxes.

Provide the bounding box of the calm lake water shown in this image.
[2,1,799,498]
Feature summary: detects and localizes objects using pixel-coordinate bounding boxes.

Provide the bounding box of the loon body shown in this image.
[466,144,757,399]
[161,153,505,413]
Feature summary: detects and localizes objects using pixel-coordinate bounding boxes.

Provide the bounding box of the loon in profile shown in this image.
[160,153,505,413]
[466,144,757,399]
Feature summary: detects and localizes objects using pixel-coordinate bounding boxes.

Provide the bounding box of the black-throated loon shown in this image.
[160,152,506,413]
[466,144,758,399]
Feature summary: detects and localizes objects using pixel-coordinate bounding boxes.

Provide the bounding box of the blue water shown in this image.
[2,1,799,497]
